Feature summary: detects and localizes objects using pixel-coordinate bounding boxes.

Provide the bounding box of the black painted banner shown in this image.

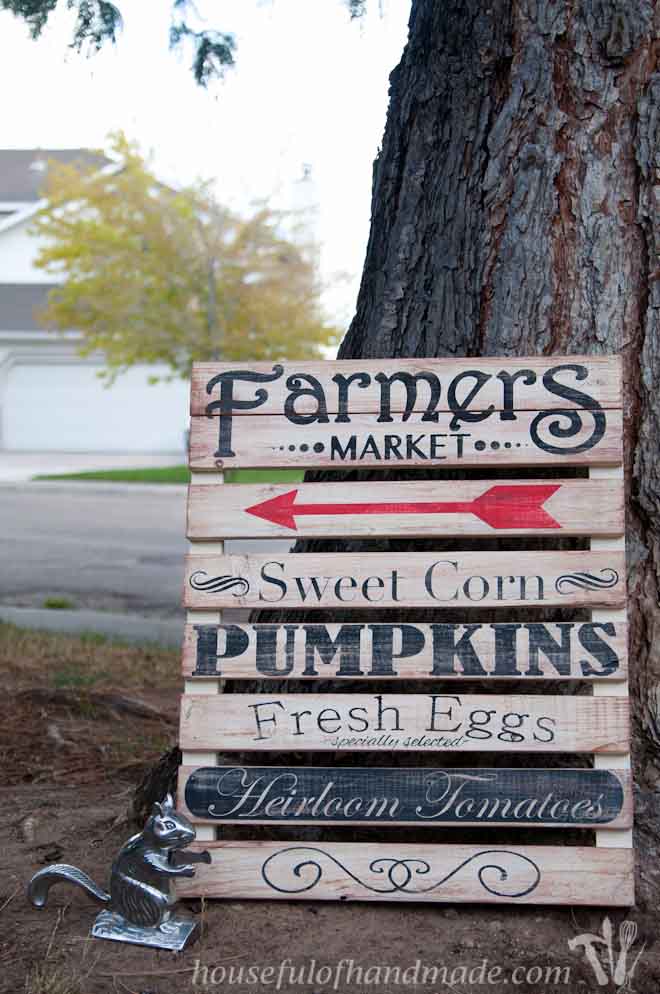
[184,766,626,826]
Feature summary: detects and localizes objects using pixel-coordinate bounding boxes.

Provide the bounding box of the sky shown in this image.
[0,0,412,325]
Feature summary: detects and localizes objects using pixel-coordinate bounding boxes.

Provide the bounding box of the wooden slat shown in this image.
[183,550,626,611]
[190,409,623,470]
[192,357,622,415]
[590,464,633,850]
[174,841,634,906]
[182,621,629,680]
[188,478,624,540]
[179,694,629,754]
[179,765,632,829]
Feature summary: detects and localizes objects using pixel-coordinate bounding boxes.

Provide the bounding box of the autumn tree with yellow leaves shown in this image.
[33,134,339,378]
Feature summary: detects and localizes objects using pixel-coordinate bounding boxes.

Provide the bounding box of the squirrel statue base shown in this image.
[91,909,199,951]
[27,793,211,951]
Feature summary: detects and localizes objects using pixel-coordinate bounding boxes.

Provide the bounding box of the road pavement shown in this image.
[0,482,292,624]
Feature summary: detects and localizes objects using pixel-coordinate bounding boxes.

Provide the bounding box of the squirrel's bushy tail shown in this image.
[28,864,109,908]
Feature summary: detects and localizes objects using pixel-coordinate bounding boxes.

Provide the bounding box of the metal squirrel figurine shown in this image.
[27,793,211,950]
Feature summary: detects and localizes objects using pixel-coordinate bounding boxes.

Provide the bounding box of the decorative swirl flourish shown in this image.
[188,571,250,595]
[530,408,606,455]
[261,847,540,899]
[555,568,619,595]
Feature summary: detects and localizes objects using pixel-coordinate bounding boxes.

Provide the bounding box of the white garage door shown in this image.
[4,362,189,452]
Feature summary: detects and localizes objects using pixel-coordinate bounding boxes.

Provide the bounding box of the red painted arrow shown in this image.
[245,484,562,531]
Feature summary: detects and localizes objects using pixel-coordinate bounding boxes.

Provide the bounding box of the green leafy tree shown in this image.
[33,133,338,378]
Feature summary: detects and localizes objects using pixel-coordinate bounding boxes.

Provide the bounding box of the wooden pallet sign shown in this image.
[178,355,633,907]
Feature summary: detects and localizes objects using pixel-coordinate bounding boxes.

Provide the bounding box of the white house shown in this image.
[0,149,189,453]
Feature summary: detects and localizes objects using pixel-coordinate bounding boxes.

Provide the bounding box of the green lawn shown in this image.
[34,466,304,484]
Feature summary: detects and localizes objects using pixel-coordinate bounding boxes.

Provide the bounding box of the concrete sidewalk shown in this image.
[0,452,184,483]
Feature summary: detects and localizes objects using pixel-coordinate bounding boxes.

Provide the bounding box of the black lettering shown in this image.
[384,434,403,459]
[250,700,285,741]
[291,709,312,735]
[317,708,341,733]
[429,434,447,459]
[330,436,357,461]
[425,560,459,600]
[302,624,364,676]
[406,434,428,459]
[284,373,329,425]
[335,576,358,601]
[496,368,536,420]
[259,561,287,602]
[465,708,496,740]
[526,623,573,676]
[374,371,441,423]
[428,695,461,733]
[453,432,469,457]
[578,622,620,677]
[533,716,556,743]
[369,624,426,676]
[464,575,489,601]
[519,575,544,601]
[447,371,494,431]
[430,624,488,676]
[543,363,600,409]
[255,625,297,675]
[295,575,331,602]
[362,576,385,601]
[490,623,522,676]
[348,706,369,732]
[332,371,371,422]
[205,365,283,458]
[360,435,382,459]
[499,713,528,743]
[530,364,605,455]
[376,695,402,732]
[192,624,221,675]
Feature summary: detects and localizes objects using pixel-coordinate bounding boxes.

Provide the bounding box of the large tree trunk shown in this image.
[333,0,660,904]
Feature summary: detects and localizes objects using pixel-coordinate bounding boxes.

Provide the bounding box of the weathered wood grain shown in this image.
[182,620,628,680]
[174,841,634,906]
[183,549,626,610]
[190,409,623,470]
[191,357,622,415]
[179,765,632,829]
[178,694,629,754]
[188,478,624,539]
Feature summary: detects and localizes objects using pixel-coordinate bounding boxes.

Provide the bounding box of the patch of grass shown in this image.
[77,630,109,646]
[35,465,191,484]
[42,597,75,610]
[0,621,180,693]
[52,663,105,689]
[34,466,304,484]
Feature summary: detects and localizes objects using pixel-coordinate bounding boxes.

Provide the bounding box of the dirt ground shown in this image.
[2,623,660,994]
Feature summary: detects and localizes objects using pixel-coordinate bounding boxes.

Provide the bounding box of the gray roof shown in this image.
[0,284,58,330]
[0,149,111,203]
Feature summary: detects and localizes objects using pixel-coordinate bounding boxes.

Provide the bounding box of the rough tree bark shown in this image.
[332,0,660,905]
